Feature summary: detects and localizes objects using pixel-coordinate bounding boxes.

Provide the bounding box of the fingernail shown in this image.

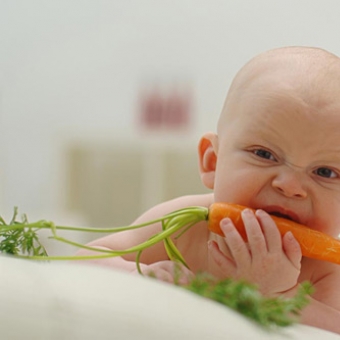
[286,231,294,240]
[220,218,233,232]
[208,239,218,249]
[241,208,252,217]
[255,209,265,217]
[221,217,232,226]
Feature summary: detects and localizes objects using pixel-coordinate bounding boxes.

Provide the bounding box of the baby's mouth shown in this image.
[263,208,301,224]
[269,211,295,221]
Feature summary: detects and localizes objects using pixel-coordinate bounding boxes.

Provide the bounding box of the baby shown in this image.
[77,46,340,334]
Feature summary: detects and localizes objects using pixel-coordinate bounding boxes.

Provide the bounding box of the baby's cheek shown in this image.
[311,215,339,238]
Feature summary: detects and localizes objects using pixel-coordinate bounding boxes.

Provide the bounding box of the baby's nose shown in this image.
[271,168,307,199]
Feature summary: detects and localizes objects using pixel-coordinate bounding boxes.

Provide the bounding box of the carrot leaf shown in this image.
[0,207,47,256]
[183,273,313,328]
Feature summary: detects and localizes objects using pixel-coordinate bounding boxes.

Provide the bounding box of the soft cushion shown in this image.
[0,255,339,339]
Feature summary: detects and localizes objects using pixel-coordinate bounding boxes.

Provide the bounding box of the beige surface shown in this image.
[0,255,339,340]
[65,140,209,228]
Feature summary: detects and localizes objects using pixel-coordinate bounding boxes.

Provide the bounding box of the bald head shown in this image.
[218,46,340,134]
[228,46,340,93]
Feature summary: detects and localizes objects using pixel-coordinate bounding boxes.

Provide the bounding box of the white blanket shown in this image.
[0,255,339,340]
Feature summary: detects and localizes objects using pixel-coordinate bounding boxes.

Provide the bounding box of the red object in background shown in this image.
[139,88,164,128]
[164,89,191,129]
[138,85,192,131]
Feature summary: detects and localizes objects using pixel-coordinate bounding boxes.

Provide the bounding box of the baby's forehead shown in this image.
[248,46,340,70]
[218,48,340,134]
[230,48,340,107]
[241,48,340,83]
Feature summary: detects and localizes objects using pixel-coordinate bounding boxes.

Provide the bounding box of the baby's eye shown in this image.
[314,167,338,178]
[253,149,276,161]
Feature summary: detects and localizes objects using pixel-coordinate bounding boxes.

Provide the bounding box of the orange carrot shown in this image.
[6,203,339,267]
[208,202,340,265]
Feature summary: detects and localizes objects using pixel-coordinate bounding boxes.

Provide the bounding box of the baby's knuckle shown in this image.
[232,243,246,255]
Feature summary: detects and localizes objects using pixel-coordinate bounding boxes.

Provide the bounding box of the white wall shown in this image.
[1,0,340,221]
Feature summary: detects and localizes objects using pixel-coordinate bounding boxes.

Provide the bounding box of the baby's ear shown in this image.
[198,133,218,189]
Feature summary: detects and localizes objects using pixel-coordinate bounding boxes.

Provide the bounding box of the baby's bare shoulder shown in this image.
[87,194,214,263]
[132,193,214,224]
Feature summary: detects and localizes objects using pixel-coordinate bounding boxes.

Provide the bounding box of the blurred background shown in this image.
[1,0,340,252]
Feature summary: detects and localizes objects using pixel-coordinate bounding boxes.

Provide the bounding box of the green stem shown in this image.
[15,207,208,262]
[1,208,207,234]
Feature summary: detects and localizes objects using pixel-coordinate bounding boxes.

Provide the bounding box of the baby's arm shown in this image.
[76,194,211,281]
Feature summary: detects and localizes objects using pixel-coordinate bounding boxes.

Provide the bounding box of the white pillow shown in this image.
[0,255,339,340]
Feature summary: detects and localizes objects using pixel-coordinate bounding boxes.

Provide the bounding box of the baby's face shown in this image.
[214,72,340,237]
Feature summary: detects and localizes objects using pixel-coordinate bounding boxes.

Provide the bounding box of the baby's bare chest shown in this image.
[175,221,211,272]
[297,257,340,293]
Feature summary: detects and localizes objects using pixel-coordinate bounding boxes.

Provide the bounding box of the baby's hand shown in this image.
[132,260,194,285]
[208,209,302,295]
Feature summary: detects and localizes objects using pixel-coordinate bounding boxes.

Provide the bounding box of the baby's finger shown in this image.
[208,239,235,272]
[255,209,282,253]
[282,232,302,270]
[220,218,251,267]
[241,209,267,256]
[145,268,174,283]
[174,265,195,285]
